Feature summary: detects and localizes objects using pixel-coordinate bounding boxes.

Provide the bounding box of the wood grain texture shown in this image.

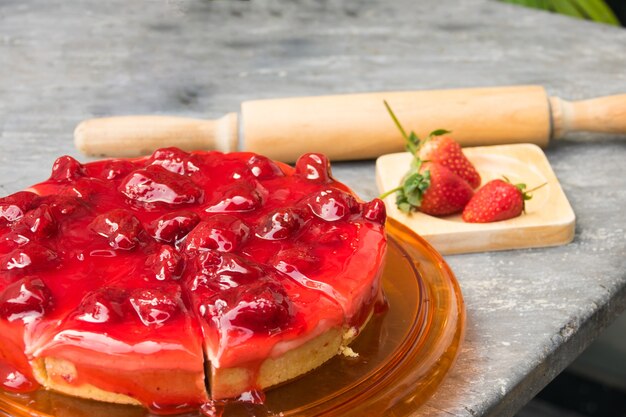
[551,94,626,139]
[376,144,575,254]
[1,1,626,417]
[74,113,239,157]
[242,85,552,161]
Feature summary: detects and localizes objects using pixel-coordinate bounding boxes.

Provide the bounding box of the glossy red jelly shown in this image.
[0,148,387,414]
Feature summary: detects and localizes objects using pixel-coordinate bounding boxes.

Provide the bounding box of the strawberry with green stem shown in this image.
[379,101,474,216]
[418,132,481,189]
[383,101,481,189]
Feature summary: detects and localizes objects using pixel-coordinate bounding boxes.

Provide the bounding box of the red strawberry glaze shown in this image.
[184,250,344,369]
[0,148,387,412]
[0,320,37,392]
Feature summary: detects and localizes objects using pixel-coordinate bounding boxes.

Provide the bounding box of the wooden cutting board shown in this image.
[375,144,576,254]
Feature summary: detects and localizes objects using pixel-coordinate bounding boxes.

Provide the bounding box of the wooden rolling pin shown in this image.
[74,85,626,162]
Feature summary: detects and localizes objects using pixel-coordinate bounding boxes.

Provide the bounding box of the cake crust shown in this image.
[30,324,367,405]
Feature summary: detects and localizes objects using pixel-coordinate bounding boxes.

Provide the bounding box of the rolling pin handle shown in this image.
[550,94,626,139]
[74,113,239,158]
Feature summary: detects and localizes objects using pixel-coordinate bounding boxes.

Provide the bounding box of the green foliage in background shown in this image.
[500,0,620,26]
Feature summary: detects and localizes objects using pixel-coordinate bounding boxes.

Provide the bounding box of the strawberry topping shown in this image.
[0,149,387,412]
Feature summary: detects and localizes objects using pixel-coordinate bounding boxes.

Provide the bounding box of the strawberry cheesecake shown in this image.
[0,148,387,413]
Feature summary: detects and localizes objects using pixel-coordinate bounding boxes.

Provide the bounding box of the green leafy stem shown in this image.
[379,101,449,213]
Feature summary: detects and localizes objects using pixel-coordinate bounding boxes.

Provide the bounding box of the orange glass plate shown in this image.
[0,218,465,417]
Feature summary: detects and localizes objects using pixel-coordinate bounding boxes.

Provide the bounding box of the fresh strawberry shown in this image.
[417,162,474,216]
[419,134,481,189]
[380,101,475,216]
[462,178,540,223]
[380,157,473,216]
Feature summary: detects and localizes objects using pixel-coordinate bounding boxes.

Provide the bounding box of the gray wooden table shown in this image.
[1,1,625,416]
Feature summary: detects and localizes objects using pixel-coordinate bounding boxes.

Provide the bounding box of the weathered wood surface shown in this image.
[1,1,626,416]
